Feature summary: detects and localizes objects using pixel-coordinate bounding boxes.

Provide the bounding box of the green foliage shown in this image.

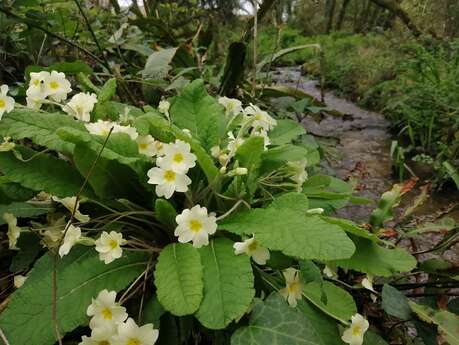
[0,201,52,224]
[381,284,412,320]
[170,79,226,150]
[409,302,459,345]
[0,247,148,345]
[332,237,417,277]
[196,238,254,329]
[232,293,332,345]
[221,206,355,261]
[154,243,203,316]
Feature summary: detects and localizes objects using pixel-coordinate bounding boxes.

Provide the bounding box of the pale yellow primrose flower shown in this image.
[147,166,191,199]
[136,135,159,157]
[27,71,49,99]
[52,196,90,223]
[0,137,15,152]
[233,235,270,265]
[58,224,81,257]
[3,213,21,249]
[341,313,369,345]
[44,70,72,102]
[0,85,15,120]
[95,231,127,264]
[63,92,98,122]
[156,139,197,174]
[79,326,115,345]
[87,289,128,331]
[218,96,242,117]
[174,205,217,248]
[279,267,303,307]
[244,104,277,131]
[361,275,375,292]
[112,317,159,345]
[13,275,27,288]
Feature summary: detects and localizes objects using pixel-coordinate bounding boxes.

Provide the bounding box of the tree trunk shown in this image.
[368,0,422,37]
[336,0,351,30]
[324,0,337,34]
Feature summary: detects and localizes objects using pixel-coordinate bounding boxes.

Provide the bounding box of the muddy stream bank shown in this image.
[271,66,459,265]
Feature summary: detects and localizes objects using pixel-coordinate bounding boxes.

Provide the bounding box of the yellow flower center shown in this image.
[352,325,362,336]
[109,239,118,249]
[76,105,83,114]
[101,307,113,320]
[33,79,40,87]
[0,99,5,108]
[189,219,202,232]
[127,338,141,345]
[163,170,176,182]
[98,341,110,345]
[248,241,258,252]
[173,153,184,163]
[49,81,59,90]
[255,113,263,120]
[139,143,148,150]
[287,282,300,294]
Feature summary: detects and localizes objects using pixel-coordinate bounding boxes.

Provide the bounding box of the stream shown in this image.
[271,66,459,265]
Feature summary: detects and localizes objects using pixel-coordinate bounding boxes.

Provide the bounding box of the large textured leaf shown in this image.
[170,79,226,150]
[260,144,309,174]
[0,147,90,197]
[72,142,149,201]
[0,247,148,345]
[142,47,178,79]
[409,302,459,345]
[0,110,86,154]
[297,300,345,345]
[154,243,203,316]
[332,236,416,277]
[0,201,52,225]
[231,293,324,345]
[302,281,356,323]
[220,208,355,261]
[269,119,306,146]
[195,238,254,329]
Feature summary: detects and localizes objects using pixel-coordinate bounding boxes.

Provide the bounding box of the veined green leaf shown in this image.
[0,201,52,225]
[196,238,254,329]
[332,236,416,276]
[170,79,226,150]
[269,119,306,146]
[0,110,86,154]
[0,147,91,197]
[0,247,148,345]
[220,208,355,261]
[231,293,325,345]
[154,243,203,316]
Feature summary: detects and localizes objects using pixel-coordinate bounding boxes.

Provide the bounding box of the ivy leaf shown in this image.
[297,300,346,345]
[0,147,91,197]
[220,208,355,261]
[154,243,203,316]
[170,79,226,150]
[0,110,86,154]
[269,119,306,145]
[381,284,412,320]
[331,236,416,277]
[0,247,148,345]
[195,238,255,329]
[231,293,324,345]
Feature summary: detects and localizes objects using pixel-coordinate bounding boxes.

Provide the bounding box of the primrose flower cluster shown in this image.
[80,289,159,345]
[213,97,277,173]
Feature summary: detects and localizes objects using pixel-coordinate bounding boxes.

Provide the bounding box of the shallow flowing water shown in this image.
[271,66,459,265]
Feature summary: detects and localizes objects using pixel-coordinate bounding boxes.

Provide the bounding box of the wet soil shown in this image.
[271,66,459,266]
